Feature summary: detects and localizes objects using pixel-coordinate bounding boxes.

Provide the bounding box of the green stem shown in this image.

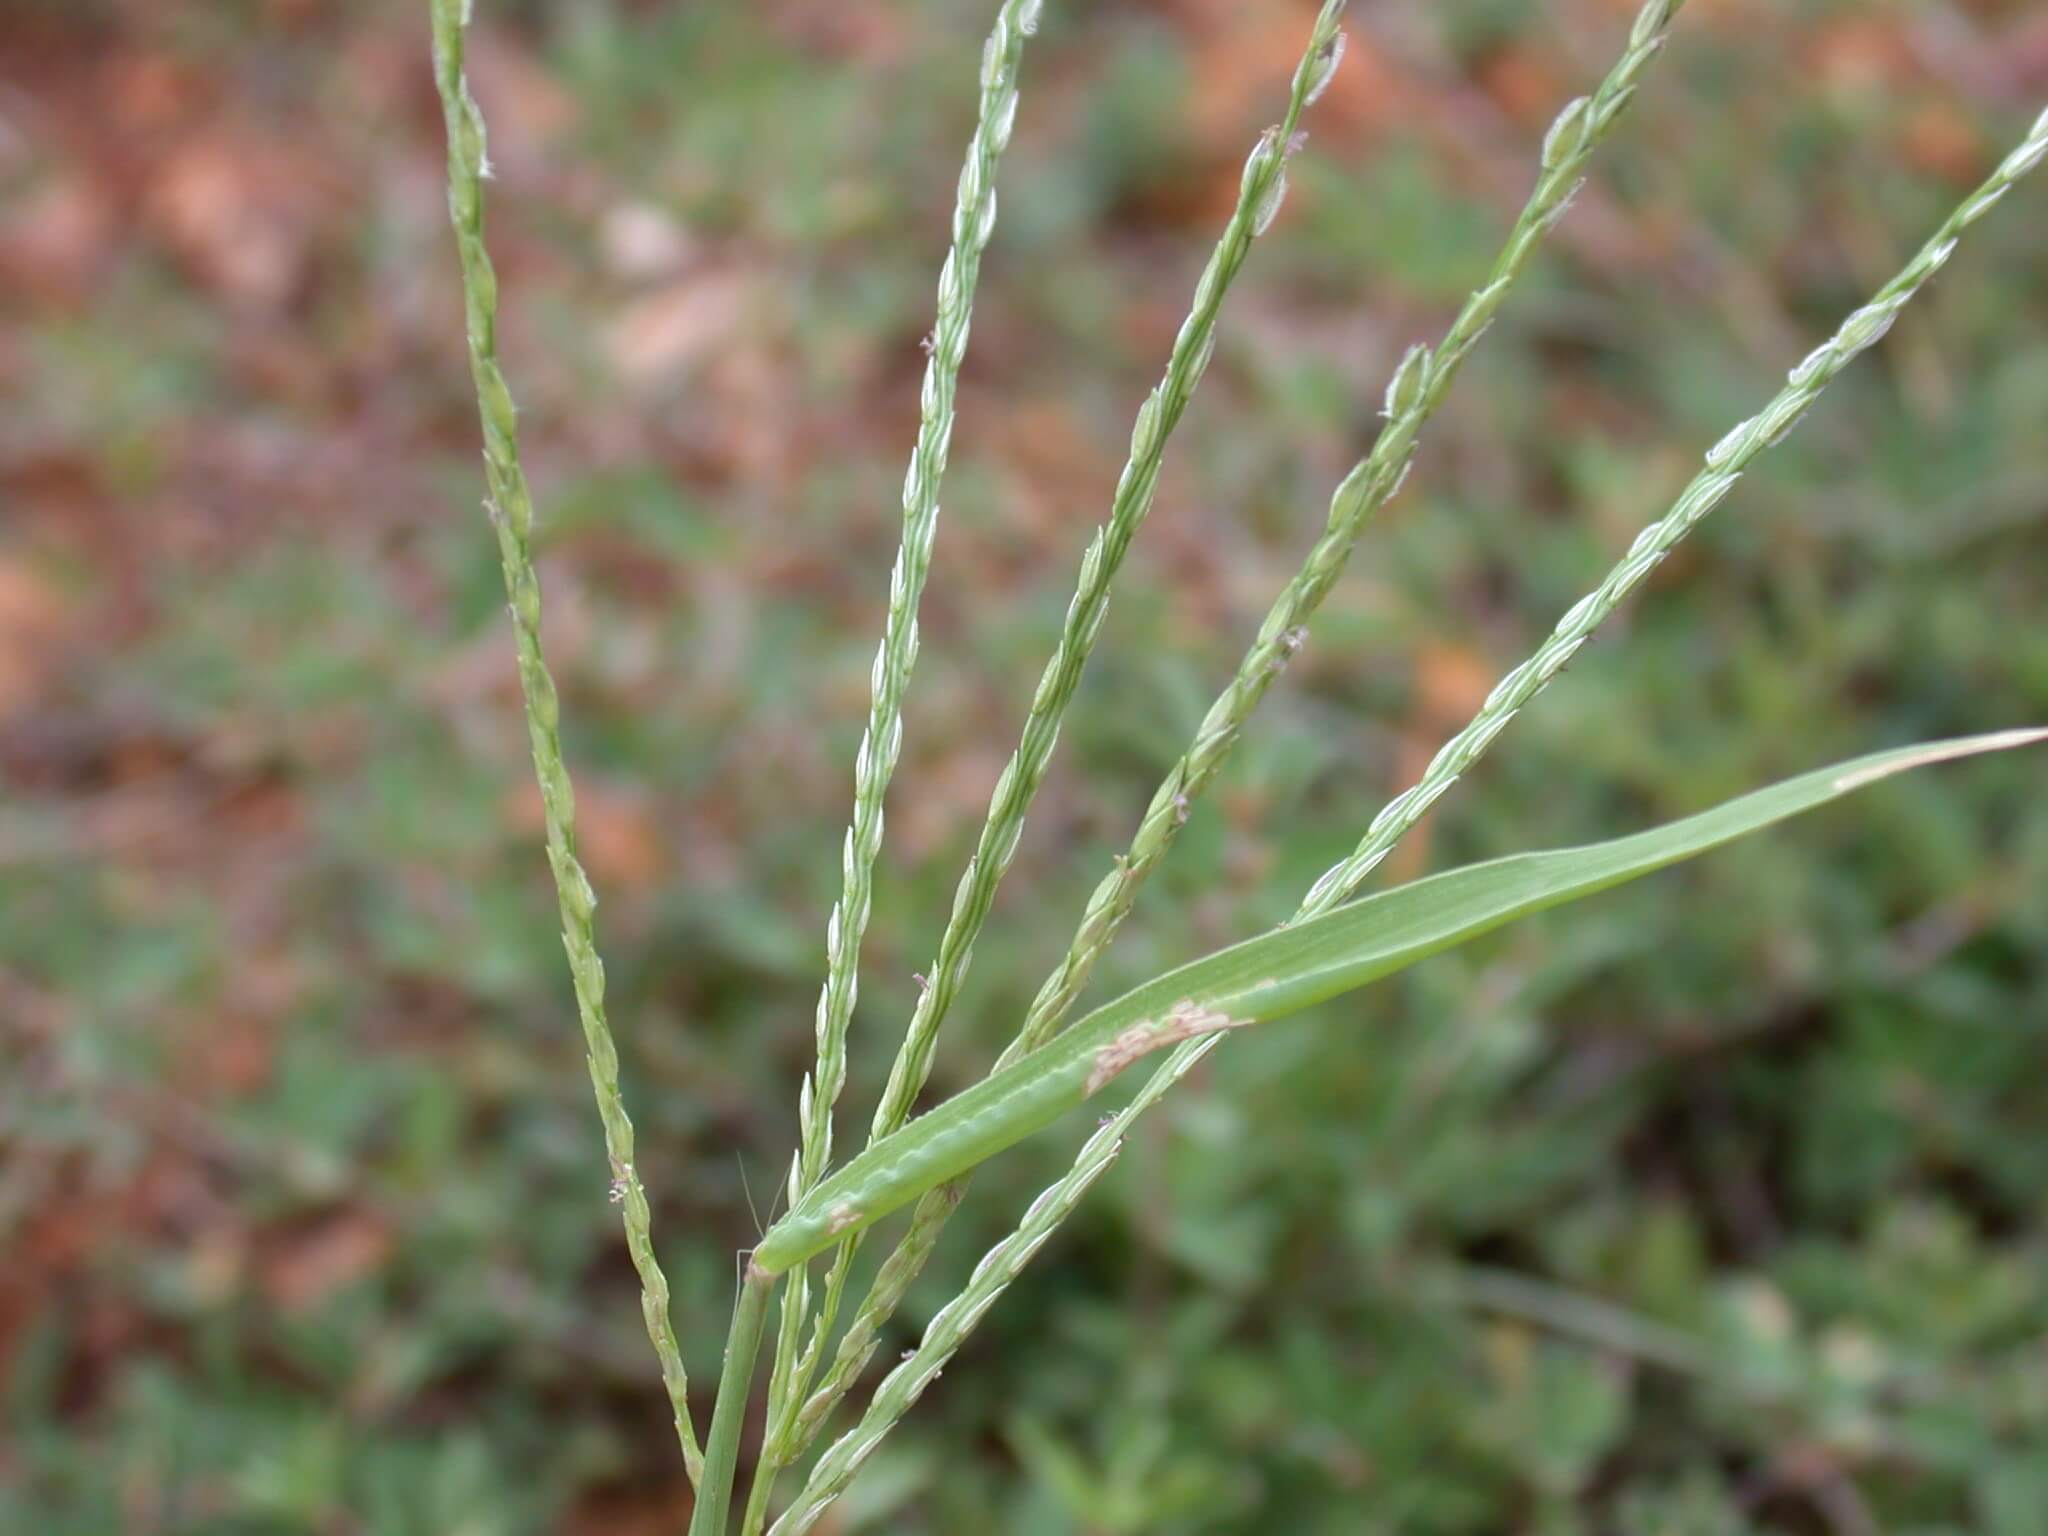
[691,1262,777,1536]
[738,1434,778,1536]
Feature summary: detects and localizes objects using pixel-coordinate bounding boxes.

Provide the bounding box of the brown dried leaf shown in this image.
[262,1212,392,1313]
[1898,99,1985,184]
[607,271,751,385]
[0,554,71,722]
[143,132,315,310]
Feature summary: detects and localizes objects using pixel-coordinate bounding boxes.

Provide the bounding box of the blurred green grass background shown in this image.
[3,0,2047,1531]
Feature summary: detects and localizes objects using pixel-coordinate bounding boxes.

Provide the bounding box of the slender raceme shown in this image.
[790,0,1040,1201]
[867,0,1352,1153]
[762,4,1348,1477]
[1015,0,1688,1053]
[785,0,1686,1455]
[752,4,1353,1489]
[749,1,1047,1514]
[1297,99,2048,922]
[764,103,2048,1524]
[427,0,703,1487]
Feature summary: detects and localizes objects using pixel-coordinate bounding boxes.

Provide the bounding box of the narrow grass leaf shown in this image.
[761,728,2042,1531]
[757,728,2044,1271]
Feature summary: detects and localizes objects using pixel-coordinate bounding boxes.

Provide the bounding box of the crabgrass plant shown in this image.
[429,0,2048,1526]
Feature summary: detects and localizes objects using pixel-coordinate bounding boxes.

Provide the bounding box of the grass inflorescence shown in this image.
[427,0,703,1488]
[775,0,1351,1466]
[426,0,2048,1525]
[786,2,1695,1439]
[748,5,1047,1517]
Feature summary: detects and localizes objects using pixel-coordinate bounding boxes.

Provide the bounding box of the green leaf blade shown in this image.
[753,728,2043,1274]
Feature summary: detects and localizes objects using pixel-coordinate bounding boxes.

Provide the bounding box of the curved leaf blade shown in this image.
[754,728,2044,1273]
